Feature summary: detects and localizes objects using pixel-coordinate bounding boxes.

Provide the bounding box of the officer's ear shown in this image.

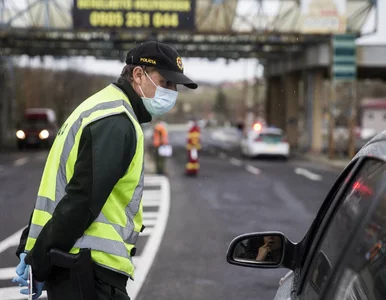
[132,66,145,85]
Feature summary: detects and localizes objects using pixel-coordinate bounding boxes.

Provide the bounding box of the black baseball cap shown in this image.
[126,41,198,89]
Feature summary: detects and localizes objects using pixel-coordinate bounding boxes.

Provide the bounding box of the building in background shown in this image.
[361,98,386,135]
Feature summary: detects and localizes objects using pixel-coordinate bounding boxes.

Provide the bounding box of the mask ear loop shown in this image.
[144,71,157,87]
[137,68,149,98]
[138,85,146,98]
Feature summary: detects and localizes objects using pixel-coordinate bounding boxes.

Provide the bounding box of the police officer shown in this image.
[185,120,201,176]
[152,121,169,174]
[12,41,197,300]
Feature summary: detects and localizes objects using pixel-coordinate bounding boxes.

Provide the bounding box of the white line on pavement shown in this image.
[142,190,162,200]
[35,153,48,161]
[142,200,161,207]
[142,212,158,219]
[143,219,157,227]
[0,177,167,300]
[140,227,154,237]
[0,286,47,300]
[219,152,227,159]
[0,267,15,280]
[126,175,170,300]
[229,158,243,167]
[245,165,261,175]
[294,168,322,181]
[0,228,24,254]
[13,158,29,167]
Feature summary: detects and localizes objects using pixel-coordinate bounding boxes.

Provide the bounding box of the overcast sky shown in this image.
[16,0,386,83]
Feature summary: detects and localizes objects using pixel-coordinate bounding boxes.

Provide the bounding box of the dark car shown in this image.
[227,131,386,300]
[16,108,58,150]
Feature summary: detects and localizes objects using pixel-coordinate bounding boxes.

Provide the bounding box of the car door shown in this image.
[321,164,386,300]
[297,157,386,300]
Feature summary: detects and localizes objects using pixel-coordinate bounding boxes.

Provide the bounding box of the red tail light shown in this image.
[255,137,263,142]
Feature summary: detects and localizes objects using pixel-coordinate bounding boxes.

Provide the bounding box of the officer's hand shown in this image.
[12,253,28,287]
[21,279,45,299]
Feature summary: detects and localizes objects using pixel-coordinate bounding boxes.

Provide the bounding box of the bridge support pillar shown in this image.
[304,69,324,153]
[266,76,285,129]
[283,73,301,149]
[0,57,15,150]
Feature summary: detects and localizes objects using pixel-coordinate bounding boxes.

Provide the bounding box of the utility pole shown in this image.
[328,36,336,159]
[348,80,358,158]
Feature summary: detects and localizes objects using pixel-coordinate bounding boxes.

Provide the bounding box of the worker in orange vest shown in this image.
[186,121,201,176]
[153,121,169,175]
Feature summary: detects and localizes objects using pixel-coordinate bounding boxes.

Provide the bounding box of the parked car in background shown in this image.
[16,108,58,150]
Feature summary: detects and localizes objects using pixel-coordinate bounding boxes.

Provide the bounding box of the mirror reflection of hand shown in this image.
[256,244,271,261]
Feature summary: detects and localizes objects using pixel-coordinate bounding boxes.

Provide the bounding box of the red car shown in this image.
[16,108,58,150]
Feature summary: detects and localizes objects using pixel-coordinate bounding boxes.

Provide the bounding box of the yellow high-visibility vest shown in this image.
[25,84,144,279]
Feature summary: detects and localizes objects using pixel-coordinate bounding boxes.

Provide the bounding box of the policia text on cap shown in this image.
[11,41,197,300]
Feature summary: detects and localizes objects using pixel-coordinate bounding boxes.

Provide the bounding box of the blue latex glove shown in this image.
[12,253,28,287]
[12,253,44,299]
[21,279,44,300]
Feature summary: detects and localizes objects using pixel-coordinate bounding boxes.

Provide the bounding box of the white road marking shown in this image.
[294,167,322,181]
[273,181,310,217]
[0,267,15,280]
[245,165,261,175]
[142,212,158,219]
[142,219,157,227]
[127,175,170,300]
[219,152,227,159]
[13,158,29,167]
[0,287,47,299]
[0,228,24,254]
[140,227,154,237]
[229,158,243,167]
[0,176,169,300]
[142,190,162,200]
[35,153,48,161]
[142,200,161,207]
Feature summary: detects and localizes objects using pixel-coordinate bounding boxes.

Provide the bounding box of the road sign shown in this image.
[332,34,357,82]
[73,0,196,30]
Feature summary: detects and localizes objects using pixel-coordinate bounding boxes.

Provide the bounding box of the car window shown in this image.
[22,119,49,128]
[323,168,386,300]
[259,133,283,142]
[300,158,386,300]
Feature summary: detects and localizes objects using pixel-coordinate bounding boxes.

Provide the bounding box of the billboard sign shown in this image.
[73,0,196,30]
[300,0,347,34]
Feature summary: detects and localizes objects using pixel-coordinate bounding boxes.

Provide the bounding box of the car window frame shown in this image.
[296,156,372,294]
[320,162,386,299]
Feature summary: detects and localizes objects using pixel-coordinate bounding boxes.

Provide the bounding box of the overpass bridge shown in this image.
[265,43,386,153]
[0,0,380,152]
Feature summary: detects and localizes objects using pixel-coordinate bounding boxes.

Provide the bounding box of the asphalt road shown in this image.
[0,128,343,300]
[136,130,342,300]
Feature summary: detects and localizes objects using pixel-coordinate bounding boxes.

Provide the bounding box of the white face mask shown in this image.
[138,72,178,116]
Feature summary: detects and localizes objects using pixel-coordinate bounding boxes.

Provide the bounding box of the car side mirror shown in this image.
[226,232,297,270]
